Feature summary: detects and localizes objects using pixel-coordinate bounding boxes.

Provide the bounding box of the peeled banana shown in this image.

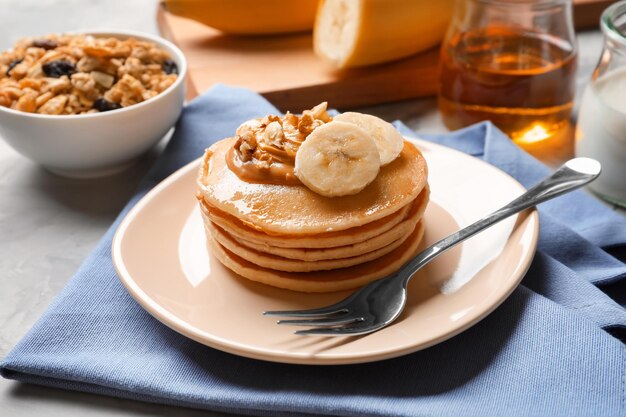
[314,0,454,68]
[295,121,380,197]
[162,0,318,35]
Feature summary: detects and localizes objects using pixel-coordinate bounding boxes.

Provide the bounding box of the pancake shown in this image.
[210,221,425,293]
[199,185,429,249]
[208,220,414,272]
[197,138,428,235]
[201,197,408,248]
[227,187,428,261]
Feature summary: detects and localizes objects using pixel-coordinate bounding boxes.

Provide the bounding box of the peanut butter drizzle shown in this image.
[226,145,301,185]
[225,102,332,185]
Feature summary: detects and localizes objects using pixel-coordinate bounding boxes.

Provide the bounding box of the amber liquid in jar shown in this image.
[439,27,577,148]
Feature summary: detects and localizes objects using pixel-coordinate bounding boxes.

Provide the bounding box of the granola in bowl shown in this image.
[0,33,179,115]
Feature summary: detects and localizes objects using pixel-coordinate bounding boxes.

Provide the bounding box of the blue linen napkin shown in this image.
[2,85,626,417]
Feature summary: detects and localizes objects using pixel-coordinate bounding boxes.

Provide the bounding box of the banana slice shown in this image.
[295,121,380,197]
[333,112,404,166]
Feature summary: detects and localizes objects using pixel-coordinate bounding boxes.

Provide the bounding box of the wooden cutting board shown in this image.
[157,0,613,112]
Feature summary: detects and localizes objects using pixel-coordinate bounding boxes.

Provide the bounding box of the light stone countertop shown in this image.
[0,1,611,416]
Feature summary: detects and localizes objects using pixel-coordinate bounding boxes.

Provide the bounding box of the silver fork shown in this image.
[264,158,601,336]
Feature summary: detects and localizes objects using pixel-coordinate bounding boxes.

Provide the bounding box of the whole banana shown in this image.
[314,0,454,68]
[162,0,318,35]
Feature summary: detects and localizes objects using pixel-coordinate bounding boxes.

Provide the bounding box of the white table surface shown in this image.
[0,1,612,416]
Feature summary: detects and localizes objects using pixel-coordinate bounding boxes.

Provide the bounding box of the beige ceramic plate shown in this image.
[112,138,538,365]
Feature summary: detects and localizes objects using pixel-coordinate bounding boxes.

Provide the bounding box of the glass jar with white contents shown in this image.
[576,1,626,207]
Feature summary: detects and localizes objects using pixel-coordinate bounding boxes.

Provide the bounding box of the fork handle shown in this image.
[397,157,601,286]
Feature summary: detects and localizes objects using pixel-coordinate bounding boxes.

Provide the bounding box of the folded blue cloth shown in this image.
[2,85,625,417]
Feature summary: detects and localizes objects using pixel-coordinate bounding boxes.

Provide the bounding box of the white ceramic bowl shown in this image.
[0,30,187,177]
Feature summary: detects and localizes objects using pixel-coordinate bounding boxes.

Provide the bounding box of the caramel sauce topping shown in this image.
[225,102,332,185]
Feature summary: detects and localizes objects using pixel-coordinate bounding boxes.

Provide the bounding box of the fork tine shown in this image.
[294,325,378,336]
[276,316,363,327]
[263,305,349,318]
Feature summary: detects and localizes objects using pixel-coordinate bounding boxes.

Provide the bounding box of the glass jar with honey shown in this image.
[438,0,577,156]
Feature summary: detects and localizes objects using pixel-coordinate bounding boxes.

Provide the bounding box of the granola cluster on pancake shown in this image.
[196,103,429,292]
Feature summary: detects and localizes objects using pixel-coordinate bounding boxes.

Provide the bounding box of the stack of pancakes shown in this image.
[196,137,429,293]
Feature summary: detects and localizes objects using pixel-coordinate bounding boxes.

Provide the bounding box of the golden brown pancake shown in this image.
[201,197,407,248]
[207,220,413,272]
[210,221,425,293]
[223,188,428,261]
[199,184,429,250]
[197,138,428,235]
